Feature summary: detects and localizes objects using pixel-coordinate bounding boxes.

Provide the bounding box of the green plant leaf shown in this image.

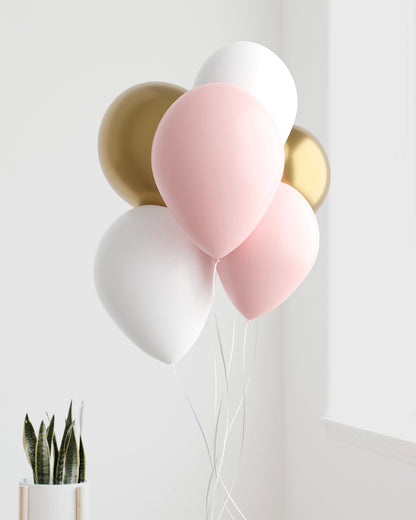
[61,402,73,450]
[53,402,73,484]
[52,434,59,485]
[54,422,74,484]
[46,415,55,453]
[66,401,73,426]
[78,436,85,483]
[23,414,37,481]
[24,401,86,486]
[35,421,50,484]
[63,428,79,484]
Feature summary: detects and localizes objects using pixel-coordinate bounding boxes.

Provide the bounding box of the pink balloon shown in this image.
[218,183,319,320]
[151,83,284,259]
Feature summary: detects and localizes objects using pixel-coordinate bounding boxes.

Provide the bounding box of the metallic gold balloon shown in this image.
[283,126,330,211]
[98,82,186,206]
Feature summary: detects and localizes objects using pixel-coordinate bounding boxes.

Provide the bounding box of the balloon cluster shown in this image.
[94,41,330,365]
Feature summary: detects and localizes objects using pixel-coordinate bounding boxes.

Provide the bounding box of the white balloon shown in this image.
[194,41,297,143]
[94,205,215,364]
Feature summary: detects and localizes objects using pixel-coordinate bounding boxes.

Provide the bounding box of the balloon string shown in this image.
[206,310,243,519]
[210,357,231,514]
[217,383,246,520]
[207,312,231,520]
[213,346,218,423]
[223,322,258,441]
[209,259,227,517]
[207,318,258,520]
[206,319,258,520]
[172,365,241,518]
[216,322,249,520]
[207,395,231,513]
[213,259,219,423]
[172,259,256,520]
[172,315,258,520]
[171,366,213,468]
[205,267,226,518]
[227,310,236,376]
[242,321,248,376]
[216,320,257,520]
[172,260,243,519]
[213,259,219,293]
[211,320,249,520]
[216,312,229,392]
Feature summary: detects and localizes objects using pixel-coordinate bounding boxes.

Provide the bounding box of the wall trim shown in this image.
[323,417,416,466]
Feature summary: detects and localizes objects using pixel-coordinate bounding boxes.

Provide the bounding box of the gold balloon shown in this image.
[98,82,186,206]
[283,126,330,211]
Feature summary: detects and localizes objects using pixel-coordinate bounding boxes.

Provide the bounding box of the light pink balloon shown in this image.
[151,83,284,259]
[218,183,319,320]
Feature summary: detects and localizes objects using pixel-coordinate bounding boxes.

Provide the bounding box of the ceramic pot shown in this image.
[19,479,88,520]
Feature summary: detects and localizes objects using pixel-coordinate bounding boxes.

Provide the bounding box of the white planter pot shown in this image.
[19,479,89,520]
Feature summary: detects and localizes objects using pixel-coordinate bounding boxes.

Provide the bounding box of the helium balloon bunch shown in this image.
[94,40,330,520]
[95,41,330,365]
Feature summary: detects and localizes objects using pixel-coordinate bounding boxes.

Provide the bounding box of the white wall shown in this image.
[0,1,284,519]
[327,0,416,441]
[280,0,416,518]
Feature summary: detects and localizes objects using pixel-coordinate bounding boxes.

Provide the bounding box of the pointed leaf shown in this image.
[66,401,73,426]
[59,402,73,455]
[65,420,75,452]
[35,421,50,484]
[63,428,79,484]
[23,415,37,481]
[54,403,73,484]
[52,434,59,485]
[54,423,74,484]
[78,436,85,483]
[46,415,55,453]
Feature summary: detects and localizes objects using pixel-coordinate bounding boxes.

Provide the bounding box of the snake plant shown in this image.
[23,402,86,485]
